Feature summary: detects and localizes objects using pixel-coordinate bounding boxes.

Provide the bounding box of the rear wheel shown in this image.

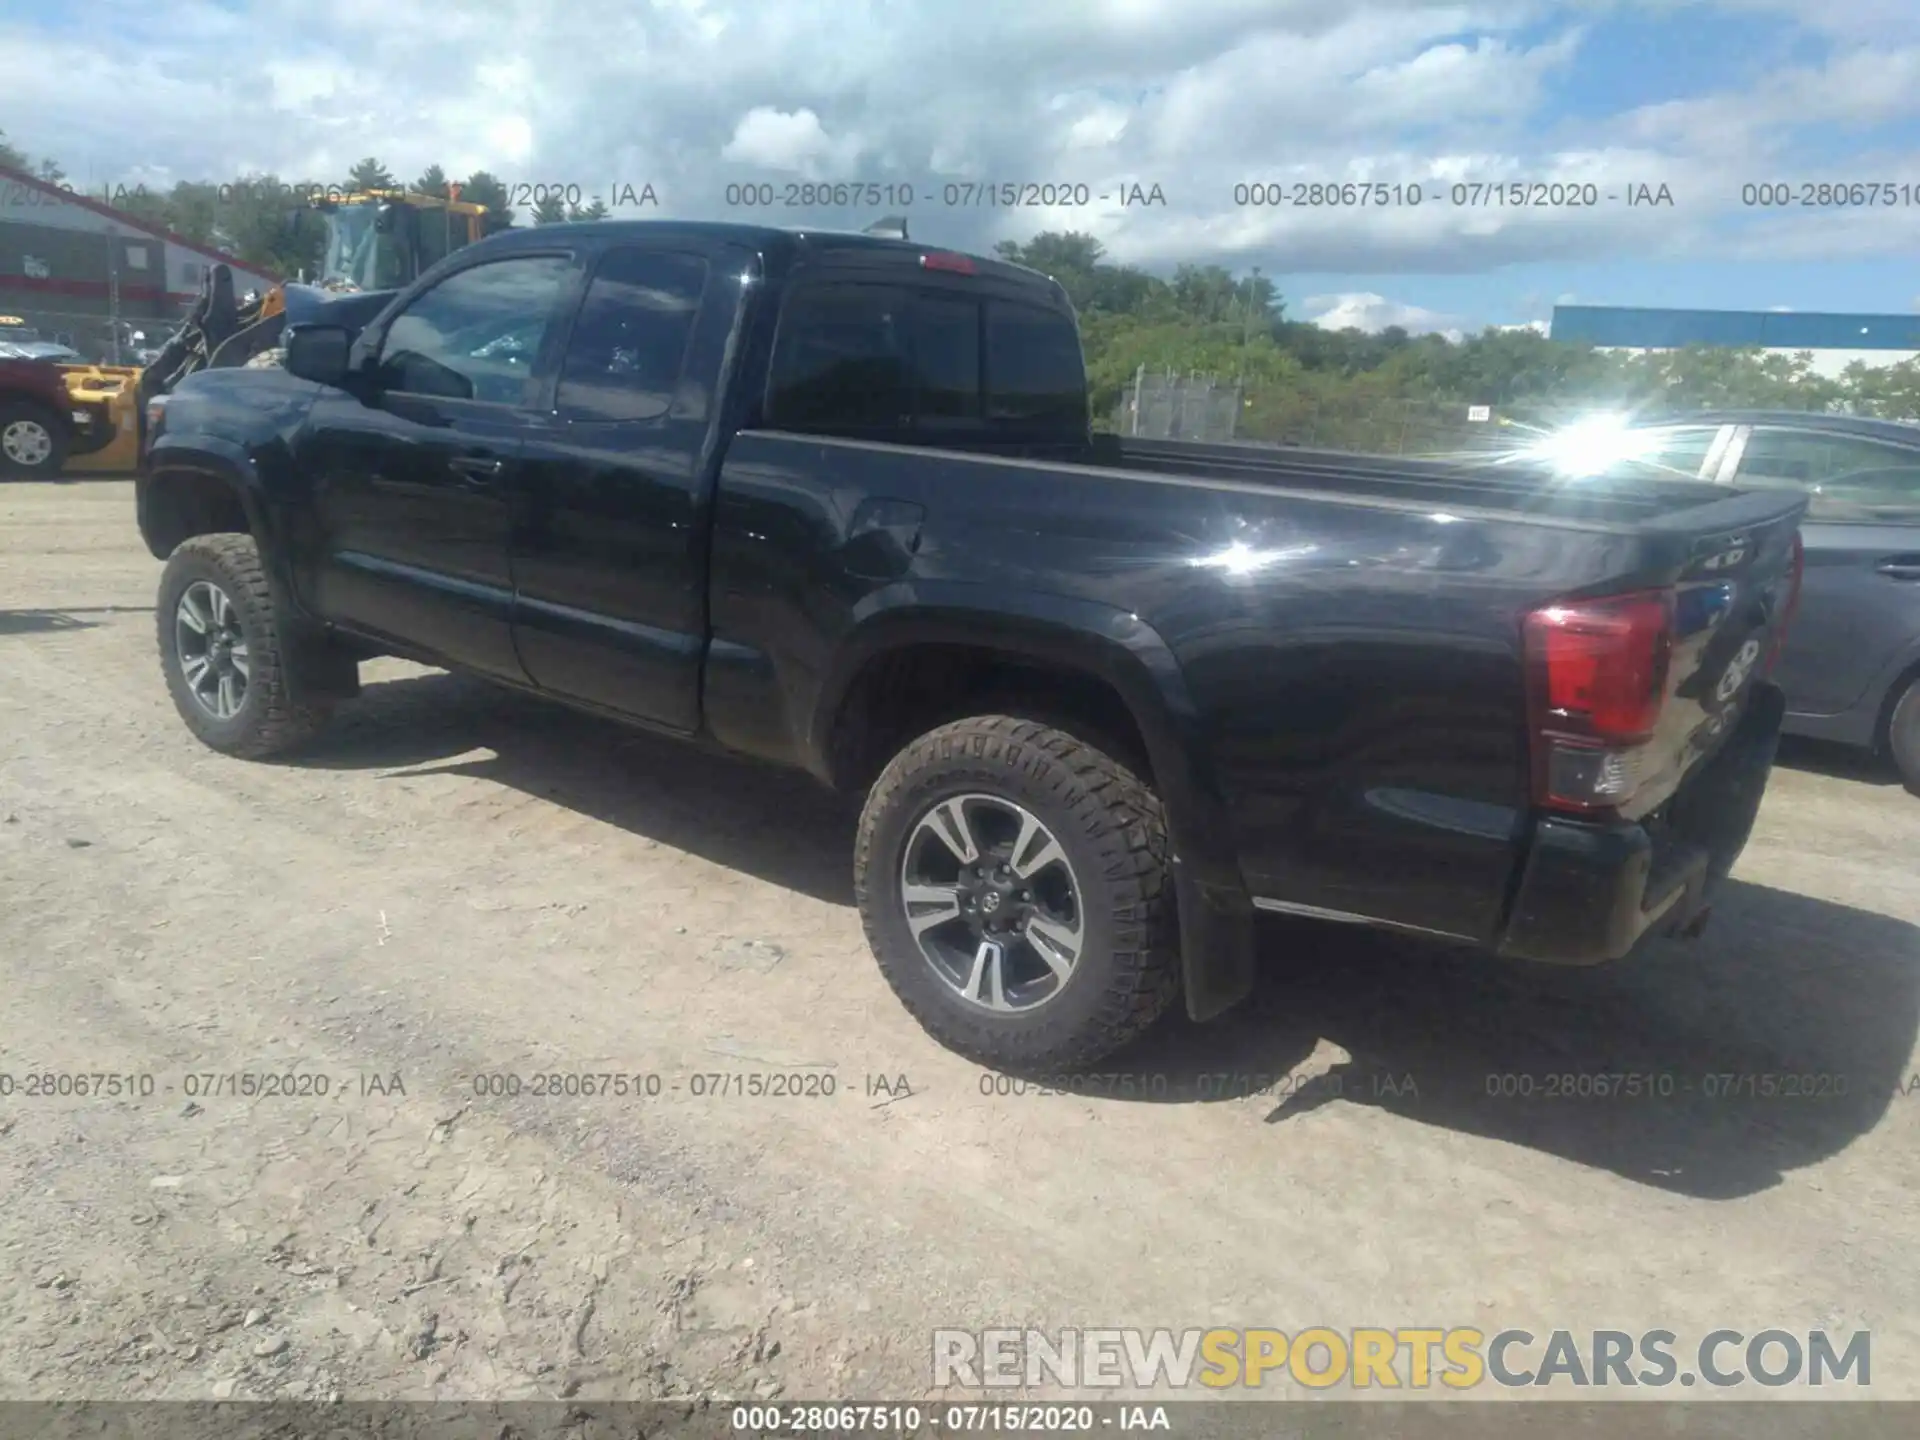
[855,715,1180,1070]
[1889,675,1920,797]
[0,401,69,477]
[156,534,334,757]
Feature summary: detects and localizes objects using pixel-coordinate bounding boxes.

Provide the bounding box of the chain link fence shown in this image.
[0,302,169,364]
[1112,388,1612,458]
[1115,371,1246,442]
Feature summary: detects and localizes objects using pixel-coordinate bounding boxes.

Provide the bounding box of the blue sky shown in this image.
[1399,3,1920,327]
[3,0,1919,335]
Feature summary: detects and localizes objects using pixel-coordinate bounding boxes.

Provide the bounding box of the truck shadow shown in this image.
[305,669,1920,1200]
[1120,894,1920,1199]
[0,609,99,636]
[295,669,859,906]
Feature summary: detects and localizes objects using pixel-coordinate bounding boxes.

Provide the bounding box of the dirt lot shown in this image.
[3,478,1918,1407]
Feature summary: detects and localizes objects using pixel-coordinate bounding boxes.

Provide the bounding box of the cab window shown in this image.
[766,281,1086,437]
[374,254,572,405]
[557,248,709,423]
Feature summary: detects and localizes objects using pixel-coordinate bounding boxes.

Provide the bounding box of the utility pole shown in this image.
[107,239,122,367]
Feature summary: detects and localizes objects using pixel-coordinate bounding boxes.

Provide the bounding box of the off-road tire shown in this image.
[855,715,1180,1070]
[157,534,334,758]
[0,400,69,477]
[1889,674,1920,798]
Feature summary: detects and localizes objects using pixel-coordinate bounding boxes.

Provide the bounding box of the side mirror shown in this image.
[284,324,354,386]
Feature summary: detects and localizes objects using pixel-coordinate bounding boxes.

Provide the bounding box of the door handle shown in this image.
[448,455,504,486]
[1877,556,1920,581]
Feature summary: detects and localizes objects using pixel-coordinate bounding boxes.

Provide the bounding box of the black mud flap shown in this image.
[1176,855,1257,1022]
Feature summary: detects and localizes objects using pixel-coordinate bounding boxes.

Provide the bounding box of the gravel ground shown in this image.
[2,479,1917,1410]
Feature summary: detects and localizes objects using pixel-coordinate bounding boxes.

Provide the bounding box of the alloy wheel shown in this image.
[174,579,252,720]
[898,792,1086,1012]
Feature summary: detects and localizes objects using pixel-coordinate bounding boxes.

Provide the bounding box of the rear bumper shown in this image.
[1495,682,1785,965]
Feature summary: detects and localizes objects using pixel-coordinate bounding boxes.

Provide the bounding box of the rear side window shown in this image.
[987,301,1087,427]
[558,248,709,422]
[1632,426,1720,480]
[913,295,982,422]
[766,281,1086,436]
[766,284,910,431]
[1810,465,1920,521]
[1737,427,1920,521]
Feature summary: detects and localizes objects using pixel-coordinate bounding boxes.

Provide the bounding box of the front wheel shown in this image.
[0,401,69,477]
[156,533,334,758]
[855,715,1180,1070]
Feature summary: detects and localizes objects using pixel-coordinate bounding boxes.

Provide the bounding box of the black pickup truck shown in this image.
[137,220,1807,1069]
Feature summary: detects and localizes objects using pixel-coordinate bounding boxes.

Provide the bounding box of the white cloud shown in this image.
[1060,101,1134,152]
[721,107,849,174]
[1306,291,1468,340]
[1617,44,1920,166]
[0,0,1900,297]
[484,117,537,167]
[263,59,346,110]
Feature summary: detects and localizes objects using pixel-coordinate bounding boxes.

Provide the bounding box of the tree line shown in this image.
[7,131,1908,435]
[0,136,607,280]
[986,233,1920,439]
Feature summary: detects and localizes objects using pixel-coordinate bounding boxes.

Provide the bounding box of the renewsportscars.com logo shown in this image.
[932,1327,1871,1391]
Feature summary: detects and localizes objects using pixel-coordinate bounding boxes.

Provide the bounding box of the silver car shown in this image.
[1596,411,1920,794]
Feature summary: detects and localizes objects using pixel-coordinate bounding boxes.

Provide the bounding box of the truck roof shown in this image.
[472,219,1070,307]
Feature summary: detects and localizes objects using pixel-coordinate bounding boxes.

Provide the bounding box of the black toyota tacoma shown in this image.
[137,220,1807,1069]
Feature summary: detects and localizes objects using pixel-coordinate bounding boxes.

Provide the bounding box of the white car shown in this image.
[0,341,86,364]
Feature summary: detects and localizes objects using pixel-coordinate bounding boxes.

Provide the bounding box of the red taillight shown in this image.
[920,252,976,274]
[1764,530,1804,677]
[1527,592,1673,741]
[1524,589,1675,813]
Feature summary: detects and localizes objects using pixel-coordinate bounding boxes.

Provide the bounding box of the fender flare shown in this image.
[813,581,1256,1022]
[141,435,308,626]
[0,387,73,432]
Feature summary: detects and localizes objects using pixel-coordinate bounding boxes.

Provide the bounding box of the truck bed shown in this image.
[1090,433,1784,531]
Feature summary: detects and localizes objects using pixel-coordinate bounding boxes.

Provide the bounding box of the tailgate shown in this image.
[1633,488,1808,816]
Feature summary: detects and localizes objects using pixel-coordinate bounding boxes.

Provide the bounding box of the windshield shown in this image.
[319,203,411,291]
[413,206,463,272]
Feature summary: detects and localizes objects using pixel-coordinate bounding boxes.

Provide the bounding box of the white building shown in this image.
[1,163,279,357]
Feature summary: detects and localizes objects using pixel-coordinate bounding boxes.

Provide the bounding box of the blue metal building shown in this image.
[1550,305,1920,352]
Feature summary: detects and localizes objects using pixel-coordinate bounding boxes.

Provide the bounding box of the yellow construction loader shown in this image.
[140,187,495,396]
